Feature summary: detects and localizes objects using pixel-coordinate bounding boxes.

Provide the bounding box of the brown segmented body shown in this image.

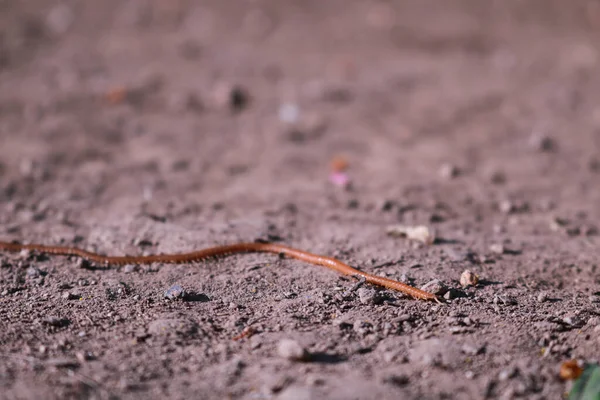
[0,240,438,301]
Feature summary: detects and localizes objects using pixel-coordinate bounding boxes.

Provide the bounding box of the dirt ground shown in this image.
[1,1,600,399]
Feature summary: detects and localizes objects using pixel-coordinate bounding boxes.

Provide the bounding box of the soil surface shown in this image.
[1,1,600,399]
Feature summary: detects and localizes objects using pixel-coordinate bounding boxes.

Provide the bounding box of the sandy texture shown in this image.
[1,1,600,399]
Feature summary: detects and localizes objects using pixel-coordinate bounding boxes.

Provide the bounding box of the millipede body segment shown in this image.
[0,240,439,301]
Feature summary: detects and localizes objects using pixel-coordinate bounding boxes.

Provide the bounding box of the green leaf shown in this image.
[570,364,600,400]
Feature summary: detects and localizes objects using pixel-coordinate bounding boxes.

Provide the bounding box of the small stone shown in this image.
[75,351,93,362]
[277,339,309,361]
[563,315,585,328]
[461,343,483,356]
[278,103,300,124]
[489,244,505,255]
[61,292,79,300]
[489,170,506,184]
[537,292,549,303]
[19,249,32,258]
[211,82,250,112]
[386,224,436,245]
[76,258,91,269]
[164,284,186,300]
[420,279,448,296]
[346,199,359,209]
[357,288,382,305]
[460,270,479,287]
[26,266,41,278]
[439,163,459,179]
[123,264,137,273]
[499,367,517,381]
[529,132,556,152]
[499,200,514,214]
[379,200,396,212]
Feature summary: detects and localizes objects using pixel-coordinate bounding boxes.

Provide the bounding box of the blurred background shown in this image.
[1,0,599,227]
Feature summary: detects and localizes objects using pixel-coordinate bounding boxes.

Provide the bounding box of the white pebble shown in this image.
[277,339,308,361]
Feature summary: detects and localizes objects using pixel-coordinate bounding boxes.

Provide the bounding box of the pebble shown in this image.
[26,266,41,278]
[537,292,549,303]
[123,264,137,274]
[61,292,79,300]
[278,103,300,124]
[379,200,396,212]
[489,244,505,255]
[489,170,506,184]
[357,288,382,305]
[211,82,250,112]
[528,132,556,152]
[420,279,448,296]
[460,270,479,287]
[499,200,514,214]
[75,351,88,363]
[439,163,460,179]
[76,258,91,269]
[443,290,457,300]
[499,366,518,381]
[19,249,32,258]
[277,339,309,361]
[164,284,186,300]
[563,315,585,328]
[461,343,483,356]
[387,225,436,245]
